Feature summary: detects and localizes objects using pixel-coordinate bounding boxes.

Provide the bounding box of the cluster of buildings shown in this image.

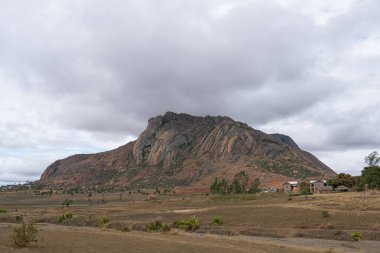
[283,180,349,194]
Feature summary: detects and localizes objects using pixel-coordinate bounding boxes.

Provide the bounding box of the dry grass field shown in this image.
[1,190,380,252]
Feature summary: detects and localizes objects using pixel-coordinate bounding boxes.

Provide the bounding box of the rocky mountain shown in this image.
[40,112,336,192]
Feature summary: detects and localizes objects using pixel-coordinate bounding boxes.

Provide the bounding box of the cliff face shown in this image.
[40,112,336,191]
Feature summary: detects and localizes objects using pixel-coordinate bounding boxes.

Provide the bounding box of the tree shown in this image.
[361,151,380,190]
[248,178,260,193]
[361,166,380,190]
[210,178,228,195]
[210,178,218,194]
[365,151,380,166]
[228,171,248,194]
[329,173,355,188]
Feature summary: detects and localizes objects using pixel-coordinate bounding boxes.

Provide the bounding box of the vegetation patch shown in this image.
[58,212,74,223]
[256,160,322,179]
[211,216,224,226]
[210,171,260,194]
[146,220,170,232]
[351,231,361,241]
[174,216,200,231]
[100,216,111,225]
[12,223,38,248]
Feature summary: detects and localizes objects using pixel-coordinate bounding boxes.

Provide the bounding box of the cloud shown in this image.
[0,0,379,181]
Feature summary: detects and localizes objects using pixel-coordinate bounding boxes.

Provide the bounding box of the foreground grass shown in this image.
[0,191,380,251]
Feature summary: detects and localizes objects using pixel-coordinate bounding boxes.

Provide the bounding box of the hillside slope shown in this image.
[40,112,335,191]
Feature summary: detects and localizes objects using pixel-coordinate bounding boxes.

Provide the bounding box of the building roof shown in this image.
[287,181,299,186]
[310,179,327,184]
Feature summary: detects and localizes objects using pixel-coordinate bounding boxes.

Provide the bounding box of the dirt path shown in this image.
[186,232,379,253]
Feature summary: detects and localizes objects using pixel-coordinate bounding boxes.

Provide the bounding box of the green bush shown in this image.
[12,223,38,248]
[351,231,361,241]
[212,216,223,226]
[63,212,73,219]
[0,208,7,213]
[100,216,110,225]
[174,216,200,231]
[146,220,170,232]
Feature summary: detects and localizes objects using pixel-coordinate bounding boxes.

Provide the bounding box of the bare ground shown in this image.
[1,191,380,252]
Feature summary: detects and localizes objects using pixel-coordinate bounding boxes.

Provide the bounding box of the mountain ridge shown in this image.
[40,112,336,191]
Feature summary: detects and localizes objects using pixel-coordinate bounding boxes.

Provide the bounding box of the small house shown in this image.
[310,180,333,193]
[283,181,299,194]
[310,180,325,193]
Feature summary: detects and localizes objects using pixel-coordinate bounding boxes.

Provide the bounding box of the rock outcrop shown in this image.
[40,112,336,191]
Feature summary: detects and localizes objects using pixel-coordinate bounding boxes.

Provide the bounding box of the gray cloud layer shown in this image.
[0,0,379,182]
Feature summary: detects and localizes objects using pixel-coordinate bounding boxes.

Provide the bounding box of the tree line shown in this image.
[210,171,260,194]
[328,151,380,191]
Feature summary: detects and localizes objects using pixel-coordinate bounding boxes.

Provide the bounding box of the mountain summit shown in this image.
[41,112,335,191]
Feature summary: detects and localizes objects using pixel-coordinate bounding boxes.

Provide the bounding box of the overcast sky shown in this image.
[1,0,379,184]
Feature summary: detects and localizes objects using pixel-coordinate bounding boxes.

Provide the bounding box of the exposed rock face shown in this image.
[40,112,336,191]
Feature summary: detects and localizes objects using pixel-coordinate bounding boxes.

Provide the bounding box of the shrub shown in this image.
[63,212,73,219]
[100,216,110,225]
[188,216,200,231]
[12,223,38,248]
[146,220,170,232]
[212,216,224,226]
[58,212,74,223]
[321,211,329,218]
[174,216,200,231]
[351,231,361,241]
[0,208,7,213]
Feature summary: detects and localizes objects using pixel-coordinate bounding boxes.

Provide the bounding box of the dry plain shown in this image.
[1,190,380,252]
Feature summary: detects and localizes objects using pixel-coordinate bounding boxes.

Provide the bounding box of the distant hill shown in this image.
[40,112,336,192]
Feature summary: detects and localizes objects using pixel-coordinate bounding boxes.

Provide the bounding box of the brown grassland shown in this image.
[0,190,380,252]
